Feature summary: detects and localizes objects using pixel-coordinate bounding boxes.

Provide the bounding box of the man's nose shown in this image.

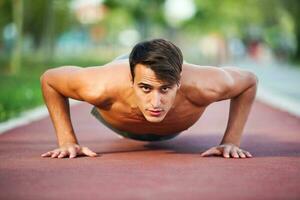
[150,92,162,108]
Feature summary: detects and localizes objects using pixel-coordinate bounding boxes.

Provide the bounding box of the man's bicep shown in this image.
[41,66,95,101]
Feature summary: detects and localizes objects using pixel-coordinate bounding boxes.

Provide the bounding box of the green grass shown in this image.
[0,55,111,122]
[0,73,43,121]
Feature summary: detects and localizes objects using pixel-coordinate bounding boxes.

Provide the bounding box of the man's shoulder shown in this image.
[76,61,132,106]
[90,60,131,82]
[180,63,233,106]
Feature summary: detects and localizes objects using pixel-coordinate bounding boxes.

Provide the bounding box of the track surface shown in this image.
[0,100,300,200]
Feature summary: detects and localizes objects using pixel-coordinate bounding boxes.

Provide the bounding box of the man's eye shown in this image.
[141,86,150,92]
[161,87,170,92]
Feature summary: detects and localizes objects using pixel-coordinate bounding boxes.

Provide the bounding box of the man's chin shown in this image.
[144,115,165,123]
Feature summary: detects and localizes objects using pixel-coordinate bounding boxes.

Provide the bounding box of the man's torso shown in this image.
[90,59,215,136]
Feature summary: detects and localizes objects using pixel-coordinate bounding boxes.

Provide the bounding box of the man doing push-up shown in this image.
[40,39,258,159]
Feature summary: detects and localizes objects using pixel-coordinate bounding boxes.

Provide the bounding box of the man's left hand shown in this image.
[200,143,253,159]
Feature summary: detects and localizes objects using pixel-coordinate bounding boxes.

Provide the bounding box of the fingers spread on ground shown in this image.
[244,151,253,158]
[223,146,231,158]
[58,151,68,158]
[237,150,246,158]
[200,150,211,157]
[231,148,239,158]
[200,149,212,157]
[201,148,221,157]
[41,152,52,157]
[51,151,60,158]
[81,147,98,157]
[68,147,77,158]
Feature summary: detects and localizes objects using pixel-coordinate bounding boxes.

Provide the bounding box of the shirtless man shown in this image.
[40,39,258,159]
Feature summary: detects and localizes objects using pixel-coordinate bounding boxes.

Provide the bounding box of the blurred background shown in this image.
[0,0,299,122]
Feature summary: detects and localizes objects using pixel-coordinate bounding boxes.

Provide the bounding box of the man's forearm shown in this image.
[220,83,257,146]
[41,75,78,146]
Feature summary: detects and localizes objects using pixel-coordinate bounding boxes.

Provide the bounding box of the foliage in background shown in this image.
[0,0,300,122]
[279,0,300,58]
[0,55,110,122]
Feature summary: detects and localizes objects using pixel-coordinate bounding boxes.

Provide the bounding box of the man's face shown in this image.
[132,64,180,123]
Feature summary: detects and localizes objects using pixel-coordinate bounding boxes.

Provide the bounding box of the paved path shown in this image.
[0,99,299,200]
[229,58,300,117]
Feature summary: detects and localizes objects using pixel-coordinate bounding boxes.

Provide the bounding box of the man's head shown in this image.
[129,38,183,123]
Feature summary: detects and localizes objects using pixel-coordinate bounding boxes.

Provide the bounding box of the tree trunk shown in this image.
[41,0,55,62]
[10,0,23,74]
[295,27,300,60]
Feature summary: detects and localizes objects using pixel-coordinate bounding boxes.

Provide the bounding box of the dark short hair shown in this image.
[129,38,183,85]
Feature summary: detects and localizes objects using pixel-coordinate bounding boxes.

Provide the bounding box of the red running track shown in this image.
[0,100,300,200]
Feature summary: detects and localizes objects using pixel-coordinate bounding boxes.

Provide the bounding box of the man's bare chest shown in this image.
[97,100,206,135]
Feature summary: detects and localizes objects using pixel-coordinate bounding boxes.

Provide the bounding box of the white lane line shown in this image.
[256,86,300,118]
[0,99,83,134]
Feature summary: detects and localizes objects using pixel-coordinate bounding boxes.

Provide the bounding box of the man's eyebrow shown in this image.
[161,83,174,87]
[138,82,174,88]
[138,82,152,87]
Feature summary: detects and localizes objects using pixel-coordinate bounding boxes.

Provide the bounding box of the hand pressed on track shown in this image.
[200,143,252,159]
[41,143,98,159]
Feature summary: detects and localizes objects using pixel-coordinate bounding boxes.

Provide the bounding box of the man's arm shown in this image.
[40,66,105,158]
[218,67,258,146]
[198,66,258,158]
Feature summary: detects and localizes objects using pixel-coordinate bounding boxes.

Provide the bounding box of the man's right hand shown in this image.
[41,143,98,159]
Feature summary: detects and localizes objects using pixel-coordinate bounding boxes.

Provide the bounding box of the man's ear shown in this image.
[131,78,134,87]
[178,72,182,88]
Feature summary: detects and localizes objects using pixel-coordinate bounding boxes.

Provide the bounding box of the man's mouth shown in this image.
[148,109,163,117]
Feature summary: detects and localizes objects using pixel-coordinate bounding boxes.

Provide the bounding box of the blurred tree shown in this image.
[10,0,23,74]
[0,0,12,46]
[1,0,299,64]
[100,6,133,44]
[279,0,300,59]
[103,0,166,39]
[183,0,270,37]
[41,0,55,61]
[23,0,74,52]
[0,0,75,61]
[183,0,297,58]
